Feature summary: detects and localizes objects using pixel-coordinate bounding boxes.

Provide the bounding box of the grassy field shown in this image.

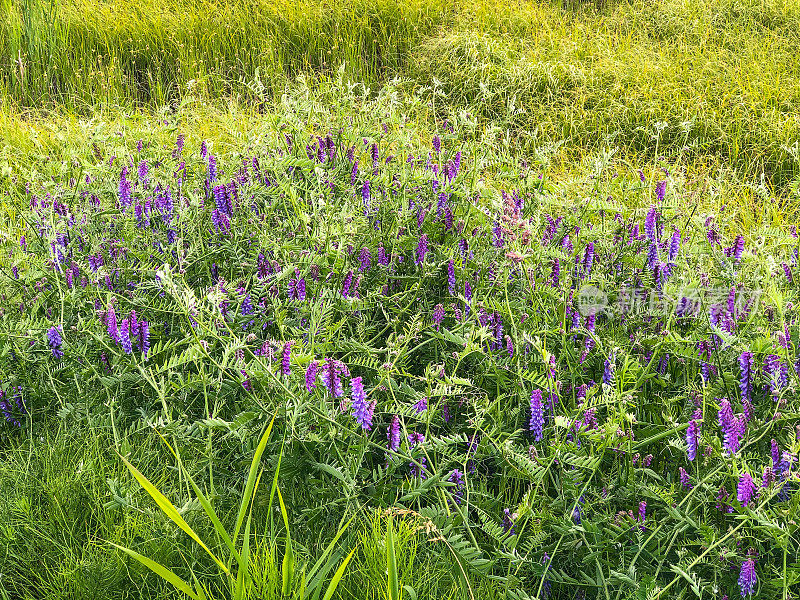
[1,1,799,599]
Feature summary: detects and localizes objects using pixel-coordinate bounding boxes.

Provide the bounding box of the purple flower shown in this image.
[388,415,401,452]
[350,377,373,431]
[737,472,756,507]
[551,258,560,287]
[738,558,757,597]
[638,500,647,526]
[432,135,441,153]
[358,247,372,272]
[655,180,666,202]
[107,305,120,343]
[447,259,456,295]
[47,326,63,358]
[679,467,692,489]
[415,234,429,265]
[377,244,389,266]
[738,352,754,404]
[645,206,658,242]
[413,396,428,414]
[719,398,744,455]
[668,229,681,262]
[138,160,149,187]
[687,420,699,461]
[603,354,615,386]
[733,235,745,265]
[341,270,354,298]
[119,318,133,354]
[207,154,217,182]
[305,361,319,392]
[529,389,544,441]
[320,358,348,398]
[281,341,291,377]
[764,354,788,396]
[447,469,465,504]
[771,439,784,478]
[432,304,445,331]
[782,262,793,282]
[119,167,132,208]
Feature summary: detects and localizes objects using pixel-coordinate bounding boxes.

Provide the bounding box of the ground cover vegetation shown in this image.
[0,1,799,599]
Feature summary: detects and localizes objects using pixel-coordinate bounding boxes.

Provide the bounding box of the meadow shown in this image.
[0,0,799,599]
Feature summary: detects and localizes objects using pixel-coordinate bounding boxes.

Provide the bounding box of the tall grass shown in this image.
[3,0,800,188]
[0,0,449,107]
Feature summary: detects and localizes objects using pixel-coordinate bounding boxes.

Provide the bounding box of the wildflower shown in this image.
[107,305,120,343]
[207,154,217,182]
[281,341,291,377]
[138,160,149,187]
[138,321,150,358]
[603,353,615,386]
[738,472,756,506]
[415,234,429,265]
[638,501,647,528]
[668,229,681,262]
[432,304,445,331]
[341,270,354,298]
[387,415,401,452]
[771,439,784,478]
[47,326,63,358]
[764,354,788,396]
[119,318,133,354]
[432,135,441,153]
[502,508,517,535]
[119,166,132,208]
[529,389,544,441]
[447,259,456,295]
[679,467,692,489]
[645,206,658,241]
[447,469,465,504]
[738,352,754,405]
[413,396,428,413]
[655,180,666,202]
[719,398,743,455]
[550,258,560,287]
[738,557,757,597]
[301,361,319,393]
[583,242,595,278]
[687,420,699,461]
[377,244,389,266]
[733,235,745,264]
[350,377,373,431]
[320,358,348,398]
[358,247,371,272]
[762,466,774,488]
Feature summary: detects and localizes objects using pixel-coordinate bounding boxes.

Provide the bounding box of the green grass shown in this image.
[3,0,800,189]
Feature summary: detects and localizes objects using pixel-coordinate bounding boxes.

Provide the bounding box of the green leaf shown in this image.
[109,542,201,600]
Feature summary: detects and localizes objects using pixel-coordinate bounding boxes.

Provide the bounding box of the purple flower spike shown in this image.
[529,389,544,441]
[320,358,348,398]
[305,360,319,392]
[447,259,456,295]
[655,180,667,202]
[388,415,401,452]
[738,352,754,404]
[415,234,429,265]
[281,341,291,377]
[138,321,150,358]
[350,377,373,431]
[47,326,63,358]
[687,420,699,460]
[645,207,658,242]
[737,472,756,507]
[413,396,428,413]
[679,467,692,489]
[432,304,445,331]
[738,557,757,597]
[119,318,133,354]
